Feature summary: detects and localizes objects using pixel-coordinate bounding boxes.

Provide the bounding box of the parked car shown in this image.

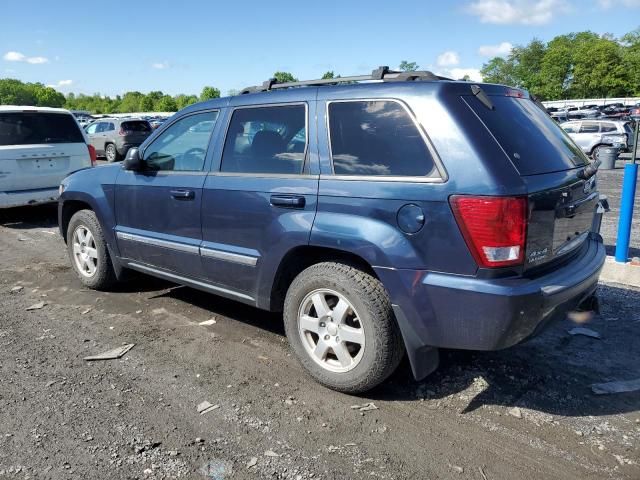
[149,118,166,130]
[0,106,95,209]
[560,120,632,157]
[85,118,152,162]
[58,68,605,393]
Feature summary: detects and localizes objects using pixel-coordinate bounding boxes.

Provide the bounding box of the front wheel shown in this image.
[67,209,117,290]
[283,262,404,393]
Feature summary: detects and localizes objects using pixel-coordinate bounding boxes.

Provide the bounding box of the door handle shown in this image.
[270,194,306,208]
[170,189,195,200]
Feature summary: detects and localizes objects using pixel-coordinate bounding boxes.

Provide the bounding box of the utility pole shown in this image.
[615,117,639,262]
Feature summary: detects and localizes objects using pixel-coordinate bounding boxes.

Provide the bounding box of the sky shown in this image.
[1,0,639,97]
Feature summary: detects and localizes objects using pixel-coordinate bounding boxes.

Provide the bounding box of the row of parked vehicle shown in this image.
[0,70,609,392]
[560,119,635,158]
[547,103,640,123]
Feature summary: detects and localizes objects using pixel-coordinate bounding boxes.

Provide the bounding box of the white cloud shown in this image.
[26,56,48,64]
[467,0,569,25]
[478,42,513,57]
[449,68,483,82]
[152,61,170,69]
[436,51,460,67]
[47,80,73,89]
[3,50,49,64]
[3,51,25,62]
[597,0,640,7]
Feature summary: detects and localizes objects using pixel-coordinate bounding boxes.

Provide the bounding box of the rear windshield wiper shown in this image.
[577,159,601,180]
[471,85,494,110]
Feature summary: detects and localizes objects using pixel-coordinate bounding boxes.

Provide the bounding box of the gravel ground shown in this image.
[0,197,638,480]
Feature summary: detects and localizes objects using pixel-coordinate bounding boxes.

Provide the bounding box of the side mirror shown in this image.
[123,147,143,170]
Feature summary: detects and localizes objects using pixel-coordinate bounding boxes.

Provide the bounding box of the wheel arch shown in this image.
[266,245,378,312]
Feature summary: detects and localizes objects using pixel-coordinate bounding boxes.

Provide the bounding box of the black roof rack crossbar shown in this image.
[240,66,451,94]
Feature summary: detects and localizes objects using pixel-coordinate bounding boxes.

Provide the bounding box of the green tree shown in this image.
[200,86,221,101]
[119,91,144,113]
[321,71,335,79]
[175,94,199,110]
[622,28,640,96]
[139,96,154,112]
[480,57,517,85]
[273,72,297,83]
[0,78,37,105]
[510,39,547,96]
[156,95,177,112]
[538,34,575,100]
[399,61,419,72]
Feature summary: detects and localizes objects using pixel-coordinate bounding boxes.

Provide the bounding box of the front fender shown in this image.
[58,165,120,257]
[309,212,421,269]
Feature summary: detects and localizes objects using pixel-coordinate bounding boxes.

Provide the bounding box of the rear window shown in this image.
[0,112,84,146]
[465,96,588,176]
[121,121,151,132]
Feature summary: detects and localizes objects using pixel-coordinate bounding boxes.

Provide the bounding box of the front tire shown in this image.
[591,144,604,160]
[283,262,404,393]
[67,209,117,290]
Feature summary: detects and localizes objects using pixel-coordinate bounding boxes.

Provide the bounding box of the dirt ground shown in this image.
[0,204,638,480]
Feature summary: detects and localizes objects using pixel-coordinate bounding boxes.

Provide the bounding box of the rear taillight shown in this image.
[87,144,97,166]
[450,195,528,268]
[118,128,126,136]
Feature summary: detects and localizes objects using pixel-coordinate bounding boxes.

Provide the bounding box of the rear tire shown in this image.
[105,143,121,162]
[67,209,117,290]
[283,262,404,393]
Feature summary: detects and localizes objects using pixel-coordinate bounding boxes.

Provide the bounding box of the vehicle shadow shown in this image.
[162,279,640,418]
[0,204,58,229]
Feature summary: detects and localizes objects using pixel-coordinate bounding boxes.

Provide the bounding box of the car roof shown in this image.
[0,105,73,114]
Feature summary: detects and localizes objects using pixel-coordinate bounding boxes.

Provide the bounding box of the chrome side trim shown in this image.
[116,231,200,254]
[127,262,254,301]
[200,247,258,266]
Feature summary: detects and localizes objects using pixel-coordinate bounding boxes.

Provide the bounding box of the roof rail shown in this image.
[240,66,451,94]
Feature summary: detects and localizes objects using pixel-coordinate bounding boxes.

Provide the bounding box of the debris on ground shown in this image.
[264,450,279,457]
[246,457,258,469]
[591,378,640,395]
[197,401,220,415]
[568,327,601,339]
[199,459,232,479]
[479,465,489,480]
[81,307,92,315]
[10,285,23,293]
[508,407,522,418]
[83,343,135,361]
[26,301,46,311]
[350,402,378,412]
[449,464,464,474]
[199,319,216,326]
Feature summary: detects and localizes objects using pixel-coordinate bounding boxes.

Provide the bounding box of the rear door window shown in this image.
[465,95,588,176]
[600,123,617,133]
[0,112,84,146]
[328,100,438,177]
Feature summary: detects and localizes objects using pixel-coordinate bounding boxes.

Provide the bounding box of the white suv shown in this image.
[560,120,633,157]
[0,106,95,208]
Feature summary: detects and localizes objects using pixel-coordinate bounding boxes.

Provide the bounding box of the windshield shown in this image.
[465,95,589,176]
[0,112,84,146]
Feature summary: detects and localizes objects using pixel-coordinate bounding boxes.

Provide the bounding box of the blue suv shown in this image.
[58,67,606,393]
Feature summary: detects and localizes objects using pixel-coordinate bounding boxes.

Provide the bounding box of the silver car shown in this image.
[560,120,632,157]
[85,118,152,162]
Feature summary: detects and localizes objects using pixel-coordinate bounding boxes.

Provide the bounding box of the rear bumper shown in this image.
[0,187,58,208]
[376,234,605,375]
